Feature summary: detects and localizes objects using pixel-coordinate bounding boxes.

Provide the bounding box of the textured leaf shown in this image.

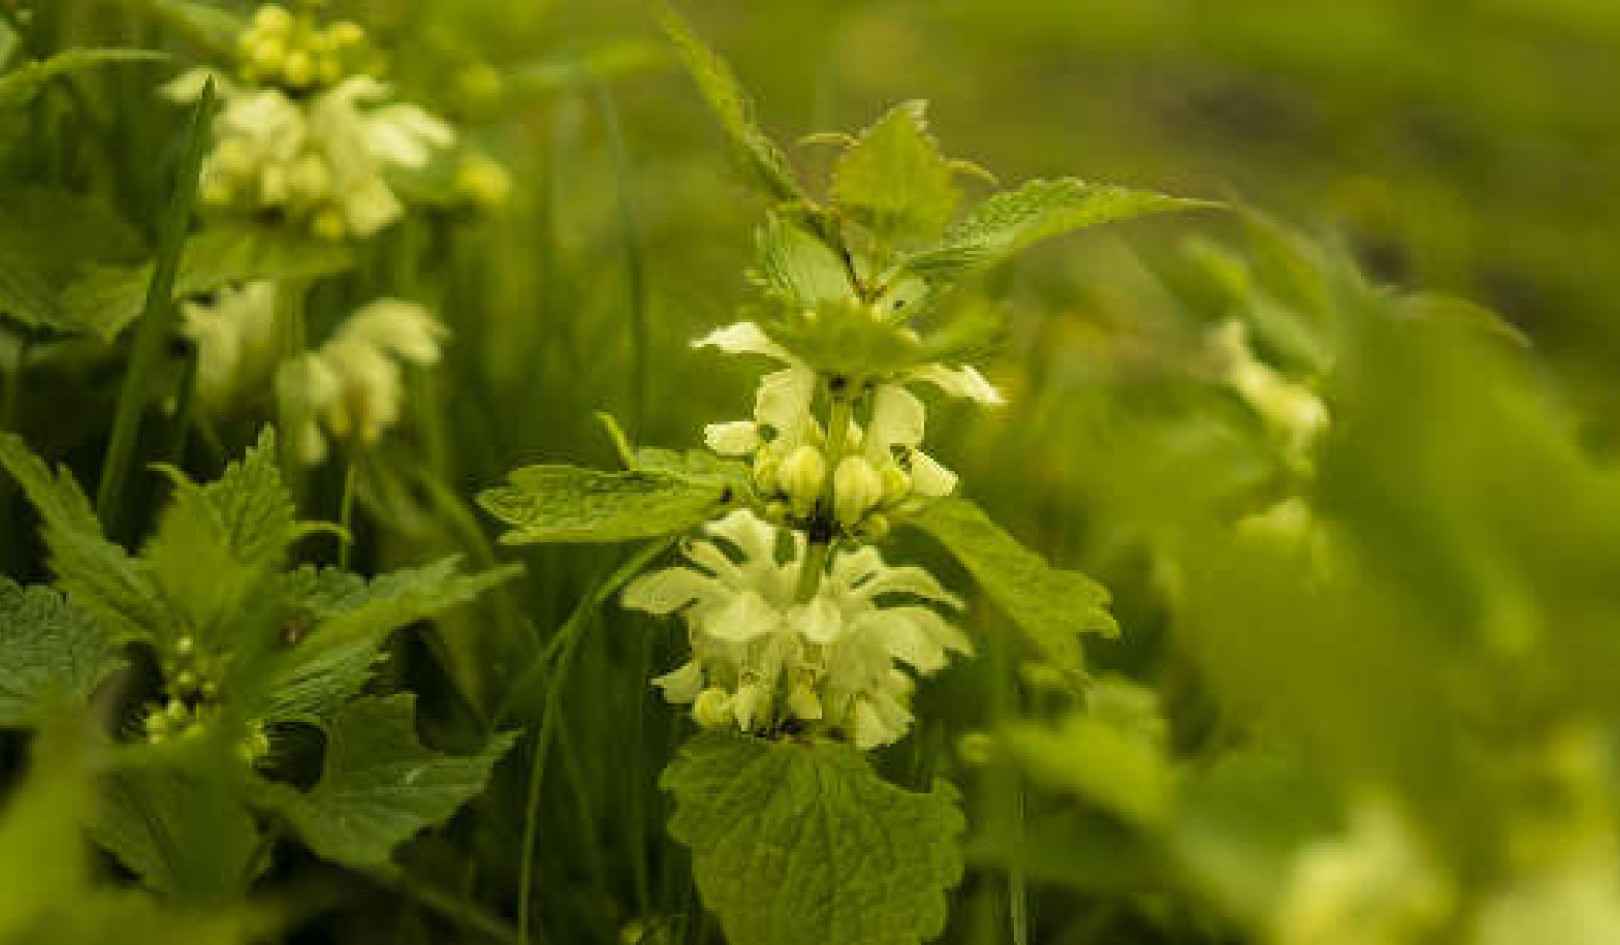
[257,695,516,868]
[91,764,261,903]
[143,429,305,646]
[0,250,61,328]
[0,49,166,109]
[831,101,959,246]
[251,558,520,723]
[653,1,805,202]
[663,732,965,945]
[763,297,1002,380]
[0,433,173,644]
[752,215,853,307]
[478,465,731,544]
[0,579,123,727]
[911,497,1117,681]
[902,178,1212,279]
[61,224,354,339]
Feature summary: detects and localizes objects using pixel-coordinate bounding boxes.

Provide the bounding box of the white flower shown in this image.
[1211,320,1328,462]
[693,320,998,527]
[1473,858,1620,945]
[1272,797,1453,945]
[180,281,280,411]
[622,509,971,747]
[165,67,454,240]
[276,299,446,464]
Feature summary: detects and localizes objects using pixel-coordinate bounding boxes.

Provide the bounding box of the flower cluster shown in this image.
[697,320,1002,540]
[164,5,455,241]
[181,280,280,412]
[277,299,445,464]
[623,510,971,749]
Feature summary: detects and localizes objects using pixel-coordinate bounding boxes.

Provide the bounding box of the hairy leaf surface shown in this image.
[663,732,965,945]
[0,579,123,727]
[479,465,730,544]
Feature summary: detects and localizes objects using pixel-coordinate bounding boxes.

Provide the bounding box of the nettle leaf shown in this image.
[762,298,1001,381]
[0,578,124,727]
[478,465,732,544]
[902,178,1213,280]
[664,733,965,945]
[0,187,145,331]
[634,448,754,495]
[61,224,355,340]
[831,101,959,247]
[0,250,61,328]
[911,497,1117,681]
[91,764,261,903]
[752,215,853,307]
[146,0,248,54]
[0,49,166,109]
[143,429,309,647]
[251,557,520,723]
[0,433,174,644]
[654,1,805,203]
[257,694,516,869]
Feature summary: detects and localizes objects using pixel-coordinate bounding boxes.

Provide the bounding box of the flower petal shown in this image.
[907,450,958,498]
[866,384,926,457]
[652,660,705,703]
[622,567,719,616]
[692,321,793,362]
[701,589,780,643]
[910,364,1005,405]
[704,420,762,456]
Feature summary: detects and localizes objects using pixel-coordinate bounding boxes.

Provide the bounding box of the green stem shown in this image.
[2,334,30,431]
[164,339,199,466]
[337,450,358,571]
[96,81,215,531]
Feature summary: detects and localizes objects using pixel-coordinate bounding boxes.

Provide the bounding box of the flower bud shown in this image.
[175,635,196,657]
[880,465,911,506]
[731,681,769,731]
[252,5,293,34]
[789,679,823,721]
[833,455,883,527]
[780,444,827,517]
[312,207,348,242]
[862,512,890,541]
[958,732,995,767]
[282,49,316,88]
[174,670,199,695]
[752,449,781,496]
[692,688,732,729]
[250,36,287,75]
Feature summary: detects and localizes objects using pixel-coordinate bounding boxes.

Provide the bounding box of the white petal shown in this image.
[907,450,958,498]
[704,421,762,456]
[621,567,719,616]
[692,321,792,362]
[703,509,780,565]
[682,539,742,585]
[866,384,925,457]
[849,610,947,673]
[652,661,705,703]
[732,683,769,730]
[753,367,817,441]
[850,697,906,750]
[701,589,780,643]
[850,565,963,608]
[910,364,1005,405]
[830,545,886,588]
[789,596,843,644]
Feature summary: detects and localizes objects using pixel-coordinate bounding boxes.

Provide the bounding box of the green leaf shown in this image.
[0,250,60,328]
[90,763,261,903]
[144,0,247,53]
[0,433,174,645]
[910,497,1117,681]
[0,578,124,727]
[652,1,805,203]
[664,733,964,945]
[61,224,355,340]
[257,695,516,869]
[902,178,1213,280]
[831,101,959,247]
[142,429,308,647]
[0,49,166,109]
[762,297,1002,380]
[0,188,144,330]
[250,558,520,723]
[478,465,732,544]
[752,215,854,307]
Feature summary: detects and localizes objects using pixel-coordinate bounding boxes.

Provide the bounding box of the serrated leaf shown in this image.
[61,224,355,340]
[832,101,959,247]
[752,215,853,307]
[0,433,173,644]
[911,497,1117,681]
[256,694,515,869]
[903,178,1213,280]
[0,49,166,109]
[90,764,260,903]
[0,579,123,727]
[0,250,60,328]
[664,733,964,945]
[478,465,731,544]
[142,429,307,647]
[763,297,1003,380]
[250,558,520,723]
[653,1,805,202]
[0,187,144,330]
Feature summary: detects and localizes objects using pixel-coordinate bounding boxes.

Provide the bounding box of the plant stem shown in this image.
[96,81,214,531]
[1,334,30,431]
[337,450,358,571]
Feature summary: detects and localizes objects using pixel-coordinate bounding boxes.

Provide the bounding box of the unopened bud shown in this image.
[788,679,823,721]
[282,49,315,88]
[862,512,890,541]
[692,688,732,729]
[879,466,911,506]
[779,444,827,517]
[958,732,995,767]
[833,455,883,527]
[312,207,347,241]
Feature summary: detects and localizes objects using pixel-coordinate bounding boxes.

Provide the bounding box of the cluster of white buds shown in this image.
[164,7,455,242]
[623,510,972,749]
[236,4,370,93]
[696,321,1002,539]
[277,299,446,464]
